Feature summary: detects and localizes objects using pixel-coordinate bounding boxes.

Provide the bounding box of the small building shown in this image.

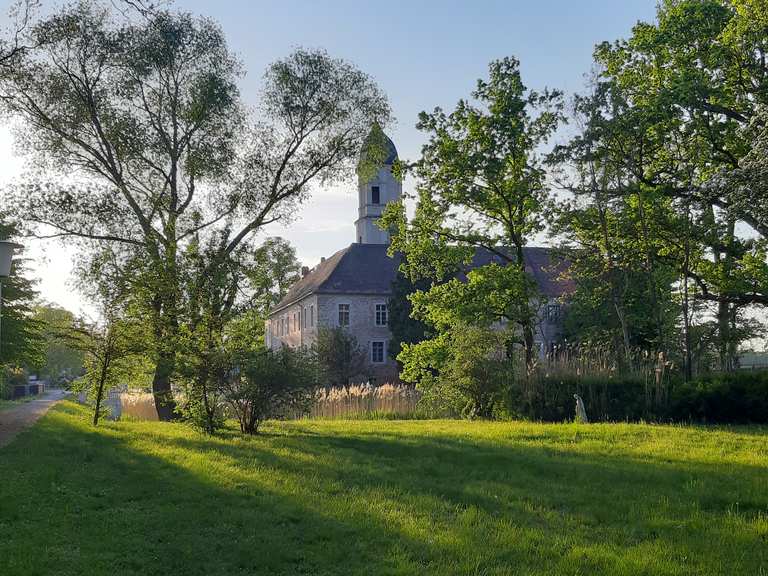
[265,129,572,384]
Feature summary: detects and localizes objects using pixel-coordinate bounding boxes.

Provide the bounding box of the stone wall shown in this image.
[267,292,399,384]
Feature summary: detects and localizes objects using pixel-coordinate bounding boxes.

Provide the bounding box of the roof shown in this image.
[470,246,575,298]
[359,125,398,166]
[271,244,573,314]
[272,244,401,313]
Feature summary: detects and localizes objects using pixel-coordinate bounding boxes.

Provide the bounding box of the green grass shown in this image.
[1,401,766,575]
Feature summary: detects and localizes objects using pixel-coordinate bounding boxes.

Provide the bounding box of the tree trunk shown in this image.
[152,351,177,421]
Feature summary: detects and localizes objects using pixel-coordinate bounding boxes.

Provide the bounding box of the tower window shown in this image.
[371,186,380,205]
[338,303,350,327]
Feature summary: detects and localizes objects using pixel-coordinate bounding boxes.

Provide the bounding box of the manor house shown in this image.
[265,130,571,383]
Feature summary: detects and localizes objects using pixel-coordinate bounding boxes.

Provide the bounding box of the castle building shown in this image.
[265,129,571,384]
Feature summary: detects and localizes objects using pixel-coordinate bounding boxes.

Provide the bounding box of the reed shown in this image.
[120,392,159,421]
[307,383,422,419]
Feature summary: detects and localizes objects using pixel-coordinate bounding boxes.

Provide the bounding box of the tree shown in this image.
[387,269,431,361]
[381,57,563,377]
[0,1,390,419]
[246,237,301,315]
[0,1,35,72]
[314,327,369,389]
[548,82,683,367]
[0,219,43,380]
[402,324,515,419]
[34,304,85,384]
[590,0,768,370]
[69,311,145,426]
[222,346,317,435]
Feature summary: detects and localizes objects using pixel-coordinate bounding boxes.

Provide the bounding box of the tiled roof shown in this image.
[271,244,572,314]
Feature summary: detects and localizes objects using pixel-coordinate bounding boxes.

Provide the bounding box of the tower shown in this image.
[355,127,402,244]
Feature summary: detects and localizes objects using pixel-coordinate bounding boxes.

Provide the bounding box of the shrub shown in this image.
[223,347,318,434]
[414,326,517,419]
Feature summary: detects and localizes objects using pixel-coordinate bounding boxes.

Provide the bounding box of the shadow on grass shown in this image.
[0,402,766,576]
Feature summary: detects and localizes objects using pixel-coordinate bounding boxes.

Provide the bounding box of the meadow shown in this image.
[0,401,766,575]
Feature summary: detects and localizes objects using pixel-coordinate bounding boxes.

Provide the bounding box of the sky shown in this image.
[0,0,658,316]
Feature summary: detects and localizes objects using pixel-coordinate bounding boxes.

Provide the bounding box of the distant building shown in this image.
[265,129,572,384]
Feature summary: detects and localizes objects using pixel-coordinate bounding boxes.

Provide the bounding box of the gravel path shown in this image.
[0,389,68,448]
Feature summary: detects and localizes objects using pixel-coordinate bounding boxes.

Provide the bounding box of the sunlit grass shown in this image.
[0,401,766,575]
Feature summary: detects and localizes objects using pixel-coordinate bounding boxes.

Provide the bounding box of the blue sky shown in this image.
[0,0,659,313]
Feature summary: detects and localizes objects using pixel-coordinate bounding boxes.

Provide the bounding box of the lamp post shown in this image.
[0,240,22,363]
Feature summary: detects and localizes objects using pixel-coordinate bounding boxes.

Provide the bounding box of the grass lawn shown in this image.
[1,401,766,575]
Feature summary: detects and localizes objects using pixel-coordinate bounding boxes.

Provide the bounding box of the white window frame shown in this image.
[338,303,350,327]
[375,303,388,326]
[371,341,385,364]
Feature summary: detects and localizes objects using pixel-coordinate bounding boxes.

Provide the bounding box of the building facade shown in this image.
[265,129,572,385]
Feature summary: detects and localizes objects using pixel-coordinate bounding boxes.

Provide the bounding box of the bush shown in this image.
[415,326,517,419]
[223,347,318,434]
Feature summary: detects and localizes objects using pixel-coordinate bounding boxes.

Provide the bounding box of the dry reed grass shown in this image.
[308,383,421,419]
[120,392,159,421]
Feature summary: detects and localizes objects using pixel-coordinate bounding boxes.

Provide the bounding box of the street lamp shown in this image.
[0,240,22,363]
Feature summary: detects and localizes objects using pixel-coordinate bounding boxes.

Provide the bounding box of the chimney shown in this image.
[301,266,310,278]
[320,257,325,262]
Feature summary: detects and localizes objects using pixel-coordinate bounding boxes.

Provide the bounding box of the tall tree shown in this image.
[381,57,563,373]
[0,1,390,418]
[591,0,768,369]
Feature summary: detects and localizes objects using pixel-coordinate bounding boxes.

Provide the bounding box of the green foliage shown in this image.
[71,314,148,425]
[223,347,318,434]
[387,269,431,360]
[314,327,370,388]
[403,325,517,419]
[0,220,43,375]
[382,57,564,393]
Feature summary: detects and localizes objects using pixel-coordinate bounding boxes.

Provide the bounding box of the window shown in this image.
[303,307,307,329]
[547,304,561,323]
[338,303,350,326]
[371,185,380,205]
[293,313,297,332]
[371,341,385,363]
[375,303,388,326]
[310,305,314,327]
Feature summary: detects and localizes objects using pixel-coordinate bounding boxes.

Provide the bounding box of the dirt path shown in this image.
[0,389,68,448]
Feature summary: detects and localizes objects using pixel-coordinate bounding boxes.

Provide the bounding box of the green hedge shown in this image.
[527,370,768,424]
[669,371,768,424]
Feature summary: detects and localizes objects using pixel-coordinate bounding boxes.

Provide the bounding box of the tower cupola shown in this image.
[355,125,402,244]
